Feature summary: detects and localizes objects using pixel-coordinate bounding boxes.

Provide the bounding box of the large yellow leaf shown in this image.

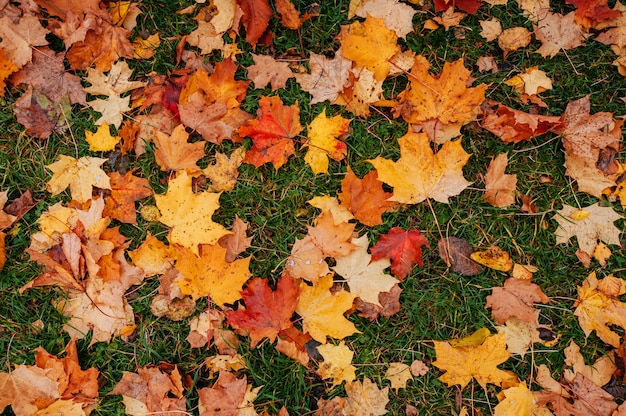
[295,274,358,343]
[46,155,111,203]
[339,15,399,81]
[432,332,514,389]
[574,272,626,347]
[367,132,470,204]
[155,171,230,255]
[173,244,251,306]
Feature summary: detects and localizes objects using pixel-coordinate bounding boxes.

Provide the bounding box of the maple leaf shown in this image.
[533,12,585,58]
[339,167,393,226]
[481,103,564,143]
[393,55,487,129]
[65,21,135,72]
[385,362,413,391]
[370,227,429,280]
[240,95,303,170]
[237,0,272,47]
[188,309,239,354]
[218,215,253,262]
[574,272,626,347]
[153,124,205,173]
[333,234,397,306]
[479,18,502,42]
[484,153,517,208]
[247,54,295,91]
[339,15,399,81]
[494,382,548,416]
[46,155,111,203]
[155,171,230,255]
[14,87,71,139]
[110,365,187,415]
[368,132,471,204]
[317,341,357,387]
[0,49,18,96]
[566,0,620,28]
[0,15,49,69]
[554,202,622,256]
[296,274,359,343]
[128,233,173,277]
[432,332,514,389]
[10,46,86,105]
[535,373,618,416]
[304,109,351,174]
[560,95,621,162]
[307,211,358,258]
[285,235,331,283]
[434,0,483,14]
[354,283,402,321]
[103,171,153,224]
[308,195,355,225]
[485,277,550,325]
[225,275,300,347]
[174,244,251,306]
[84,123,120,152]
[295,51,352,104]
[199,371,260,416]
[343,378,389,416]
[562,340,616,386]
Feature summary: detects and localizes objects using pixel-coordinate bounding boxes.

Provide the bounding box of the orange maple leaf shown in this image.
[339,167,393,226]
[240,95,303,169]
[485,277,550,325]
[103,171,153,224]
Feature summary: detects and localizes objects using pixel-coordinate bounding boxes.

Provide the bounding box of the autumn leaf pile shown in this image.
[3,0,626,414]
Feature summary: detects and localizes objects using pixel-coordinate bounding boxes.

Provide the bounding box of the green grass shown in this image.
[1,0,626,415]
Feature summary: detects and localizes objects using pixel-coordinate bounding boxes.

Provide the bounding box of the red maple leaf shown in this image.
[433,0,482,15]
[225,275,300,347]
[566,0,620,27]
[240,95,303,169]
[371,228,430,280]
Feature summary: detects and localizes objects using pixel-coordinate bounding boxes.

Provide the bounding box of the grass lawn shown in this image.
[1,0,626,414]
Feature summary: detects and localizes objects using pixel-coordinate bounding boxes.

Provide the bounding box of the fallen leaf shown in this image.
[155,171,230,255]
[437,237,484,276]
[370,227,429,280]
[14,87,71,139]
[533,11,585,58]
[84,123,120,152]
[479,18,502,42]
[294,51,352,104]
[433,8,467,30]
[225,275,300,347]
[484,153,517,208]
[338,167,393,227]
[237,0,272,47]
[247,54,295,91]
[285,235,330,283]
[174,243,251,306]
[333,234,398,306]
[275,0,317,30]
[316,341,357,387]
[554,202,622,256]
[410,360,429,377]
[204,147,245,193]
[0,15,49,69]
[497,318,544,357]
[296,274,359,343]
[343,378,389,416]
[367,132,471,204]
[103,171,153,224]
[470,245,513,272]
[574,272,626,347]
[481,103,564,143]
[566,0,620,28]
[304,109,351,174]
[308,195,355,225]
[153,124,205,173]
[432,332,514,389]
[219,216,253,262]
[128,233,173,277]
[46,155,111,203]
[497,27,532,55]
[240,95,302,170]
[385,362,413,391]
[486,277,550,325]
[339,15,399,81]
[307,211,358,258]
[494,382,544,416]
[563,339,615,386]
[349,0,417,39]
[110,365,186,415]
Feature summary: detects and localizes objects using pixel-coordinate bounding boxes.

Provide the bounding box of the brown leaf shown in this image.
[275,0,317,30]
[534,12,585,58]
[485,277,550,325]
[339,167,393,226]
[153,124,205,173]
[484,153,517,208]
[437,237,484,276]
[236,0,272,47]
[218,216,253,262]
[247,53,295,91]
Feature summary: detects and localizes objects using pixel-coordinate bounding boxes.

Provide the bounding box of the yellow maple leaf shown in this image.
[344,378,389,416]
[203,147,245,192]
[46,155,111,203]
[494,382,547,416]
[296,274,359,343]
[432,332,515,389]
[367,132,470,204]
[132,33,160,59]
[128,233,173,277]
[85,123,121,152]
[155,171,230,255]
[304,109,351,174]
[339,15,399,81]
[574,272,626,347]
[173,244,251,305]
[394,55,487,126]
[316,341,357,387]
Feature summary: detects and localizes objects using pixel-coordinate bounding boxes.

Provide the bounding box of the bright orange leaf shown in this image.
[103,171,153,224]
